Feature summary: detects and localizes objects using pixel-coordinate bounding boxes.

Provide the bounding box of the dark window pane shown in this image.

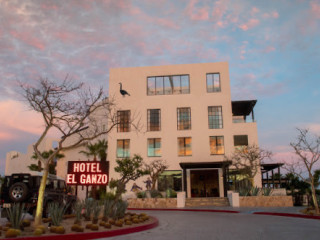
[148,109,161,131]
[158,170,182,191]
[117,110,130,132]
[234,135,248,146]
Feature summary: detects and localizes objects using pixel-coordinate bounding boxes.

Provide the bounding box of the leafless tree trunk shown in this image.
[285,128,320,214]
[224,144,272,187]
[19,77,140,226]
[144,159,168,190]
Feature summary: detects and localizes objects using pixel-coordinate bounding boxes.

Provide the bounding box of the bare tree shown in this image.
[144,159,168,190]
[285,128,320,214]
[19,77,137,226]
[225,144,272,187]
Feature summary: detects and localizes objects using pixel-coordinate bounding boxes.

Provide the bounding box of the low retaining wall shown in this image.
[128,198,177,208]
[240,196,293,207]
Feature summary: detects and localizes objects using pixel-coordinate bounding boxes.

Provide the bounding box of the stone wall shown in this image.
[128,198,177,208]
[239,196,293,207]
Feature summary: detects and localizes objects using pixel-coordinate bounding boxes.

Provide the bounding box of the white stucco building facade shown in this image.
[108,62,261,198]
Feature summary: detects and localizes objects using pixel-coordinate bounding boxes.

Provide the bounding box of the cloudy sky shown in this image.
[0,0,319,175]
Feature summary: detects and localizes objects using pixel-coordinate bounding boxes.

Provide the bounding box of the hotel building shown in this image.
[108,62,261,198]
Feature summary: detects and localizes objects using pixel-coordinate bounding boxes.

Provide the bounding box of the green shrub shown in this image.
[136,191,146,198]
[238,187,251,196]
[100,191,116,201]
[166,189,177,198]
[150,189,162,198]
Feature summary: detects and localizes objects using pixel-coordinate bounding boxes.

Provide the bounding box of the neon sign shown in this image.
[66,161,109,185]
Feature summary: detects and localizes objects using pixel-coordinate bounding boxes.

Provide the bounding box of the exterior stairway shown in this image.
[185,197,230,207]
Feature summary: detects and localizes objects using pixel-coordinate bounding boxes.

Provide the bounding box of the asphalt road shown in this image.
[99,210,320,240]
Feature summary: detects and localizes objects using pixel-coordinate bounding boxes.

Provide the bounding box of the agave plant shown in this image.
[250,186,260,196]
[102,199,114,221]
[238,187,251,196]
[6,203,26,229]
[83,199,94,221]
[115,201,128,220]
[92,201,101,224]
[48,202,68,226]
[74,201,83,224]
[262,188,273,196]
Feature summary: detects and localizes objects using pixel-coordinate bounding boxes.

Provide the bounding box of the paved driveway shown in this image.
[99,210,320,240]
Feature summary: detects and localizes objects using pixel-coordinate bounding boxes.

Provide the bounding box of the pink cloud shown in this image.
[263,11,279,19]
[10,31,45,50]
[263,46,276,53]
[239,18,260,31]
[155,18,180,30]
[0,100,44,139]
[251,7,260,15]
[186,0,209,21]
[310,1,320,18]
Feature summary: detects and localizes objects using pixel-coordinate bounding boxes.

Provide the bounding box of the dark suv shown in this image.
[0,173,76,217]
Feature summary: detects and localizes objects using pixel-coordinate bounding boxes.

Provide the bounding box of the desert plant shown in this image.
[115,201,128,220]
[136,191,146,198]
[83,199,94,221]
[102,199,114,221]
[250,186,260,196]
[6,203,26,229]
[238,187,251,196]
[150,189,163,198]
[262,188,273,196]
[48,202,68,226]
[100,191,116,201]
[92,201,101,224]
[166,188,177,198]
[74,201,83,224]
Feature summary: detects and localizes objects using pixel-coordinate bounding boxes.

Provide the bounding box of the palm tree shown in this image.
[79,140,108,199]
[28,150,64,175]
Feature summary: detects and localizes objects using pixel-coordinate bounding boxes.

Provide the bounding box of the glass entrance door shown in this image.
[190,169,219,197]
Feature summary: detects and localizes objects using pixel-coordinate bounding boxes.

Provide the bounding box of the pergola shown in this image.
[261,163,284,188]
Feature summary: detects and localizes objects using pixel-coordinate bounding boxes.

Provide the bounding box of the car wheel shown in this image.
[9,182,28,202]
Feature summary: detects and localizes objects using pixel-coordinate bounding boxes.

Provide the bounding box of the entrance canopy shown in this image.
[179,161,232,169]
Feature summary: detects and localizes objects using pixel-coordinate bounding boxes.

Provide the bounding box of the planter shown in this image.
[127,198,177,208]
[240,196,293,207]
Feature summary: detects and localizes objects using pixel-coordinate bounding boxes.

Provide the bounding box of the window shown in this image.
[158,170,182,191]
[117,110,130,132]
[147,109,161,131]
[147,75,190,95]
[207,73,221,92]
[117,139,130,158]
[177,108,191,130]
[234,135,248,150]
[210,136,225,155]
[178,137,192,156]
[208,106,223,129]
[147,138,161,157]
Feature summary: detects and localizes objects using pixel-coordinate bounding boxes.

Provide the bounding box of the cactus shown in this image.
[114,201,128,220]
[92,201,101,224]
[250,186,260,196]
[104,223,112,229]
[55,226,65,234]
[91,224,99,231]
[83,199,94,221]
[262,187,273,196]
[48,202,68,226]
[74,201,83,224]
[5,203,26,229]
[35,225,46,234]
[33,228,43,236]
[102,199,114,221]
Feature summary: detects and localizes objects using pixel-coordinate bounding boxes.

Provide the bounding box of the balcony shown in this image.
[232,100,257,123]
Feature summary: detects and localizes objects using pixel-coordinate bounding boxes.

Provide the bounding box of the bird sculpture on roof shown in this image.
[119,82,130,96]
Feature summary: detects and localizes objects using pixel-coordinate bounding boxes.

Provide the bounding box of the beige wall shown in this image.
[108,62,261,194]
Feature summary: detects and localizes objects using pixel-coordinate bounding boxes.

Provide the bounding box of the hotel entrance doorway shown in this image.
[190,169,219,197]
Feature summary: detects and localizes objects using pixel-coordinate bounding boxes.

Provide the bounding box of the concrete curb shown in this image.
[0,217,159,240]
[253,212,320,220]
[128,208,240,213]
